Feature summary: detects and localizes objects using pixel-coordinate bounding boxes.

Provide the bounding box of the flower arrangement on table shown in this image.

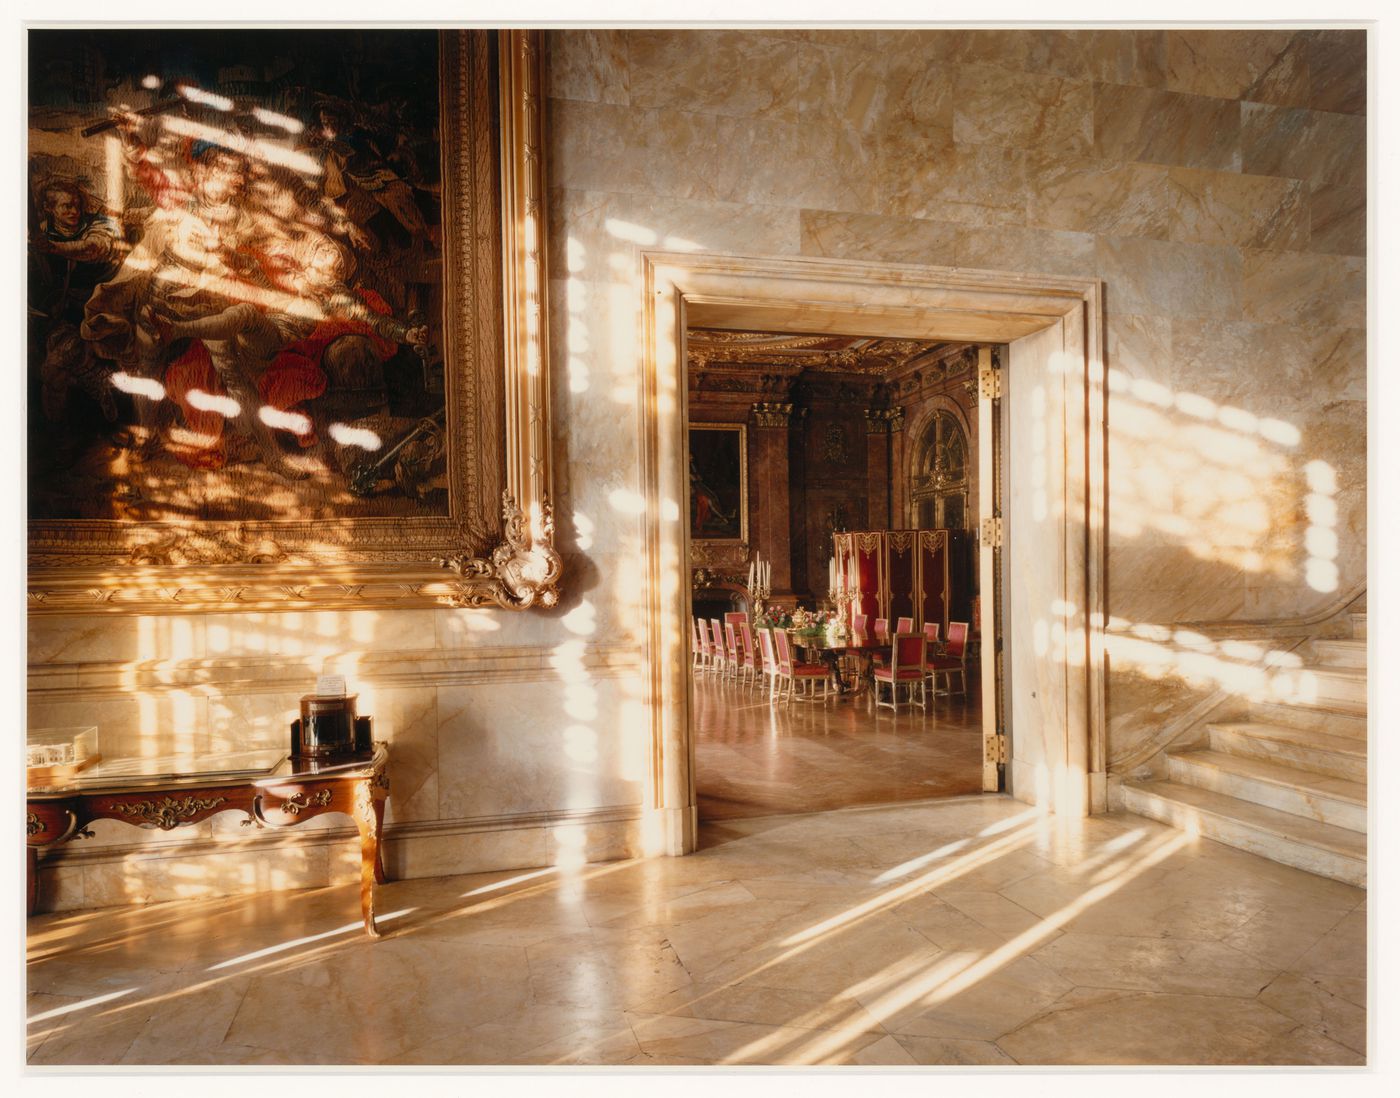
[754,608,792,630]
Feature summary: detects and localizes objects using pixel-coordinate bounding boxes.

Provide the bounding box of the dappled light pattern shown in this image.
[26,798,1365,1066]
[1103,366,1314,583]
[29,29,447,521]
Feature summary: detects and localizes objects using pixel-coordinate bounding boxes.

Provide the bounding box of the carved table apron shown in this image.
[26,744,390,937]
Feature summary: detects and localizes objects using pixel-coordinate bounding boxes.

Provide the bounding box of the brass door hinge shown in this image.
[979,360,1002,400]
[979,516,1003,549]
[985,734,1008,765]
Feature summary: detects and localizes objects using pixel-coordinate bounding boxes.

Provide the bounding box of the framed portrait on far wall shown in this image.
[688,423,746,543]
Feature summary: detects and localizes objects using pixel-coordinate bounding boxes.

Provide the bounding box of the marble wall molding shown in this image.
[28,642,643,700]
[640,251,1107,850]
[32,803,645,913]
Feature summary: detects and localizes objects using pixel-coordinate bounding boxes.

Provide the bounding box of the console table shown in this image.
[26,743,390,937]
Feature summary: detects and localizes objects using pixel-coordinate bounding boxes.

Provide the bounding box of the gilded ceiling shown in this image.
[686,328,955,377]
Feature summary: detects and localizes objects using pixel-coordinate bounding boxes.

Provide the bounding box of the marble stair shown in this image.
[1121,612,1368,887]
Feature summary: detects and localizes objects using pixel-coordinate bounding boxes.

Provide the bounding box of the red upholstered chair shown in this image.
[738,621,759,687]
[873,633,927,711]
[896,616,914,634]
[723,622,741,681]
[870,617,890,667]
[922,621,941,693]
[710,620,729,678]
[724,611,748,628]
[757,627,779,699]
[773,629,830,705]
[929,621,970,696]
[692,616,710,672]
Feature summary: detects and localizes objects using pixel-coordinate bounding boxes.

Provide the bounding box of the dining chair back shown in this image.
[738,621,758,685]
[758,627,778,697]
[896,616,913,634]
[873,632,927,711]
[929,621,970,696]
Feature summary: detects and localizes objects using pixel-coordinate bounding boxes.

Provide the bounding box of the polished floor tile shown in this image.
[693,666,984,820]
[26,796,1366,1067]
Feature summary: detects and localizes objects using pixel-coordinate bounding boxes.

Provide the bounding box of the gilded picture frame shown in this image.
[688,422,748,545]
[27,29,559,614]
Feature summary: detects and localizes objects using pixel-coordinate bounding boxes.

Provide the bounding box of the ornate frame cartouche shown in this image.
[27,30,560,615]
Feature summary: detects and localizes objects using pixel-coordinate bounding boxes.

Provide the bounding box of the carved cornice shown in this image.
[751,402,797,428]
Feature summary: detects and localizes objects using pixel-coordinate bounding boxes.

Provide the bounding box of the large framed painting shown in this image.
[688,423,747,544]
[26,29,559,613]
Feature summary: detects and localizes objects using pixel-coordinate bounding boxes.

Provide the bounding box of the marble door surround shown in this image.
[638,252,1108,856]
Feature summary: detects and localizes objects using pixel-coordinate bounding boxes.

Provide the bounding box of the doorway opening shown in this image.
[636,252,1106,858]
[682,328,1005,821]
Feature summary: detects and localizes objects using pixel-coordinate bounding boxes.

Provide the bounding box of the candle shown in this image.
[828,557,835,592]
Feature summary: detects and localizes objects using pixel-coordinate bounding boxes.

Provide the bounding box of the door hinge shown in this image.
[985,734,1008,765]
[979,360,1002,400]
[979,516,1003,549]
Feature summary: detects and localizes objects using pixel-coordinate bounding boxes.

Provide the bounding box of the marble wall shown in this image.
[28,29,1366,908]
[548,26,1366,776]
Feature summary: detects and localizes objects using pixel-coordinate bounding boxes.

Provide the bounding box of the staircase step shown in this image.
[1312,639,1366,670]
[1209,721,1366,782]
[1246,699,1366,741]
[1167,749,1366,833]
[1264,665,1366,714]
[1120,779,1367,887]
[1351,613,1366,640]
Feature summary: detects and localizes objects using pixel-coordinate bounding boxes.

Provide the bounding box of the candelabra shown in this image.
[747,555,771,620]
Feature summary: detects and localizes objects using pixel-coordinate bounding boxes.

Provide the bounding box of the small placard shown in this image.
[315,675,347,698]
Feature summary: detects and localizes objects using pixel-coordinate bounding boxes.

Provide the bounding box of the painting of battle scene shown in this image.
[28,30,452,523]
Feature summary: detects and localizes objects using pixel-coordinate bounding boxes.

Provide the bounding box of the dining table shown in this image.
[785,628,887,697]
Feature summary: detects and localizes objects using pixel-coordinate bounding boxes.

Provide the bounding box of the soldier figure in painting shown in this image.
[28,176,121,425]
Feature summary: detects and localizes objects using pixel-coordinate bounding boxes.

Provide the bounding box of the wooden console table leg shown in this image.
[352,780,381,938]
[28,846,38,915]
[372,793,388,885]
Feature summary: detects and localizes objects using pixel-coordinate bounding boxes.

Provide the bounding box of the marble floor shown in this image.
[26,796,1365,1068]
[694,665,984,820]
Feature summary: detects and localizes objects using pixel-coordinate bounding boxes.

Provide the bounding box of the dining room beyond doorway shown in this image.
[685,326,996,820]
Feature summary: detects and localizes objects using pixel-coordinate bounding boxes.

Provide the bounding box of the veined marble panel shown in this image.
[1105,314,1173,381]
[625,30,844,124]
[954,224,1098,280]
[1164,167,1308,250]
[436,679,645,820]
[1242,250,1365,329]
[953,63,1094,155]
[1092,84,1241,172]
[1025,155,1171,240]
[1093,236,1242,318]
[869,52,955,135]
[1303,30,1367,116]
[1308,183,1366,257]
[546,29,629,106]
[1164,30,1310,107]
[548,99,721,203]
[547,188,802,287]
[798,210,960,267]
[878,135,1032,227]
[1242,102,1366,186]
[714,116,879,212]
